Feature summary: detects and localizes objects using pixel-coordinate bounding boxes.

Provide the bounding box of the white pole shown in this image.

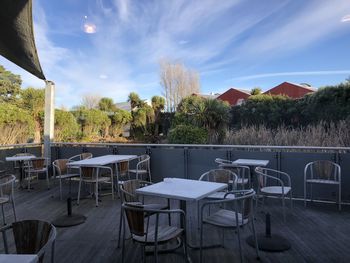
[43,80,55,160]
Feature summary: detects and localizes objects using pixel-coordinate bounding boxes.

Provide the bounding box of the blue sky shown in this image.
[1,0,350,109]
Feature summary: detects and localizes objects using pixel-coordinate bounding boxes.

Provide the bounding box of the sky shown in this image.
[1,0,350,109]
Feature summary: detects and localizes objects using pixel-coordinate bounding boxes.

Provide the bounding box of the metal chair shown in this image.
[68,152,93,172]
[121,203,187,263]
[0,174,16,225]
[304,160,341,211]
[215,158,251,189]
[0,219,56,263]
[117,179,171,248]
[0,160,7,176]
[128,154,151,182]
[52,159,80,200]
[199,189,259,263]
[77,166,114,207]
[255,167,292,221]
[24,157,50,190]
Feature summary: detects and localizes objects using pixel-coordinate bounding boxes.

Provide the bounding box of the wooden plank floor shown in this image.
[1,180,350,263]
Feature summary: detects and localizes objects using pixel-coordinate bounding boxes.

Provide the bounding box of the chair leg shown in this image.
[51,240,55,263]
[77,179,82,205]
[11,195,17,222]
[236,217,243,263]
[338,184,341,211]
[59,179,63,201]
[282,195,286,222]
[46,170,50,189]
[200,222,204,263]
[117,207,123,248]
[251,215,260,260]
[95,182,99,207]
[183,232,188,263]
[121,214,125,263]
[304,181,307,207]
[1,204,5,225]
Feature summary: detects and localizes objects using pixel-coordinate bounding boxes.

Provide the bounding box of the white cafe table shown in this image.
[136,177,227,250]
[0,254,38,263]
[5,155,36,188]
[232,158,269,167]
[232,158,269,187]
[135,177,227,202]
[67,154,137,194]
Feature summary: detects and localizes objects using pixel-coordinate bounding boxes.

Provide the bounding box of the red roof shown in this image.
[217,88,250,106]
[264,82,315,98]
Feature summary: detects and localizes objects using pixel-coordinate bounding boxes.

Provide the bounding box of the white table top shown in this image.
[0,254,38,263]
[67,155,137,167]
[135,178,227,201]
[232,158,269,167]
[5,156,36,162]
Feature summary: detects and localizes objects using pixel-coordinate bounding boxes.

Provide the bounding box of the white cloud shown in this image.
[232,70,350,81]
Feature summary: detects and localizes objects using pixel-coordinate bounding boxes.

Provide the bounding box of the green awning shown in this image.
[0,0,45,80]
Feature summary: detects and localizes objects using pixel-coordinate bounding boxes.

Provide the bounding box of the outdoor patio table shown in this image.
[135,177,227,251]
[67,154,137,194]
[5,155,36,189]
[0,254,38,263]
[232,158,269,187]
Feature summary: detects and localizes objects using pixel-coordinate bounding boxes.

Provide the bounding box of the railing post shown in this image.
[184,147,188,179]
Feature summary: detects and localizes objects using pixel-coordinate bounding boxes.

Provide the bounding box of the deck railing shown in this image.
[1,142,349,202]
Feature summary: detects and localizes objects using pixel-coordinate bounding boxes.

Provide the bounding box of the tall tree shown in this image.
[159,59,200,112]
[81,94,101,109]
[151,96,165,136]
[19,87,45,142]
[0,65,22,103]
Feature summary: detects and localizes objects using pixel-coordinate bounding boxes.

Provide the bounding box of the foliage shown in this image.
[0,103,34,144]
[174,96,230,143]
[250,87,262,95]
[231,94,297,128]
[151,96,165,136]
[54,110,80,142]
[0,65,22,103]
[73,108,111,139]
[168,125,208,144]
[19,87,45,142]
[110,108,132,136]
[98,97,117,112]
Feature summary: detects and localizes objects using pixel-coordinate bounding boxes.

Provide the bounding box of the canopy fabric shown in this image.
[0,0,45,80]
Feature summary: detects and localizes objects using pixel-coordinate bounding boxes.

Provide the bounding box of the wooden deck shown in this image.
[1,180,350,263]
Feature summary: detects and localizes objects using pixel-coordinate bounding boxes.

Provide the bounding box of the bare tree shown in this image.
[81,94,101,109]
[160,59,200,112]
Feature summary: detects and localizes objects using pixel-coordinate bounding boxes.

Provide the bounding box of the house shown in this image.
[264,82,315,98]
[216,88,251,106]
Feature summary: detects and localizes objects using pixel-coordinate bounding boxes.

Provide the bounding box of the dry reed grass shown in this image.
[223,120,350,147]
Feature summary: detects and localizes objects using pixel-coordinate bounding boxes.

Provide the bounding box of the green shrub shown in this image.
[54,110,80,141]
[0,103,34,144]
[168,125,207,144]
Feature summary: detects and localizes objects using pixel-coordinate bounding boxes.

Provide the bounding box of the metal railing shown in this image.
[1,142,349,202]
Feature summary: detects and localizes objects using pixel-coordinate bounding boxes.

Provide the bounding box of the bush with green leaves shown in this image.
[54,110,80,141]
[168,124,208,144]
[73,108,111,139]
[0,103,34,144]
[110,108,132,137]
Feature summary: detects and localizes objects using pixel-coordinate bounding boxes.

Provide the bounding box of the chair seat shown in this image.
[26,168,47,173]
[133,225,183,244]
[56,173,80,179]
[142,203,169,210]
[261,186,291,195]
[206,192,235,199]
[306,179,340,185]
[203,209,248,228]
[81,176,110,183]
[0,196,10,204]
[129,169,148,174]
